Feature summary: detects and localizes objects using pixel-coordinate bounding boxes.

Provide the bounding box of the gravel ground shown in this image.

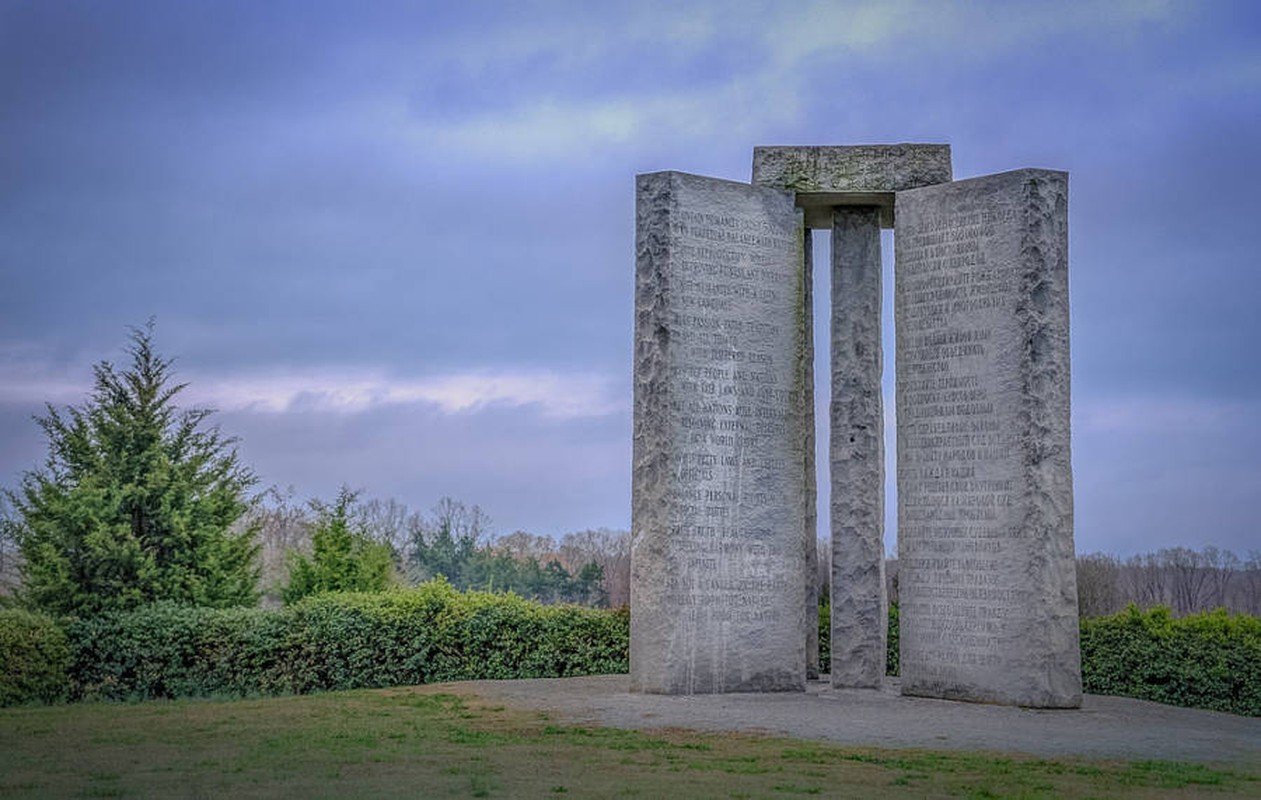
[451,674,1261,766]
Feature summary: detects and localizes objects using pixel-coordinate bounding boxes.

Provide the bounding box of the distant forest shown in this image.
[2,489,1256,617]
[875,544,1261,618]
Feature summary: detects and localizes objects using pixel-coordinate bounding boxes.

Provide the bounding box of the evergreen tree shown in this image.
[282,488,394,603]
[408,513,477,586]
[7,323,260,615]
[575,561,609,607]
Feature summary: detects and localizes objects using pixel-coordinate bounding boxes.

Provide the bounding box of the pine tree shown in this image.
[8,323,260,615]
[282,488,394,603]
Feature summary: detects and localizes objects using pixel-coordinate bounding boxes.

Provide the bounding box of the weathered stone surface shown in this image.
[894,169,1081,708]
[753,145,953,229]
[754,144,952,192]
[829,206,887,689]
[631,170,809,694]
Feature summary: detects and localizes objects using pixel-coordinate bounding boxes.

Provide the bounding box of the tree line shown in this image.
[0,326,1254,620]
[824,547,1261,618]
[0,325,627,617]
[249,488,628,608]
[1073,547,1261,617]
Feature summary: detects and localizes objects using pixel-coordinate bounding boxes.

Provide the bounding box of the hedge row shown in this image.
[1081,604,1261,717]
[4,580,627,704]
[4,595,1258,716]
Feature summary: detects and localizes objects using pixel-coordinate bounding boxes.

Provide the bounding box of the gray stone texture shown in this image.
[754,144,953,229]
[829,207,888,688]
[631,171,809,694]
[894,168,1081,708]
[753,144,953,193]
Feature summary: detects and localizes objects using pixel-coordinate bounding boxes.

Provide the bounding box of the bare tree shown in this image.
[1076,552,1123,617]
[354,496,416,559]
[559,528,630,607]
[1123,551,1170,609]
[242,486,315,604]
[428,497,490,545]
[494,530,556,562]
[1200,546,1238,611]
[0,496,22,597]
[815,537,830,603]
[1234,551,1261,616]
[1162,547,1215,615]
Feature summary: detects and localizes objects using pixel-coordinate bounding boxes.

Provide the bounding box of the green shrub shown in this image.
[886,603,899,677]
[818,603,829,668]
[0,608,69,705]
[65,580,629,702]
[1081,605,1261,717]
[817,603,899,677]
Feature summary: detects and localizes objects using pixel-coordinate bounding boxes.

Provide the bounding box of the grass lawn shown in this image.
[1,686,1256,799]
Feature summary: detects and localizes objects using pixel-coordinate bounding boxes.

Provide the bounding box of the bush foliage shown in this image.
[0,608,69,706]
[1081,604,1261,717]
[6,592,1259,717]
[64,580,628,702]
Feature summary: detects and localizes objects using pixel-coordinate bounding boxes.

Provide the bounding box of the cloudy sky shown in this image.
[2,1,1258,556]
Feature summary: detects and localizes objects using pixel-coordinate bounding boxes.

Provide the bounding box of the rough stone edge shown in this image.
[629,170,678,694]
[829,206,887,689]
[1015,168,1082,708]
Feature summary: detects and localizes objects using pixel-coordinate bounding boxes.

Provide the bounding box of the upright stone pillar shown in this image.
[631,171,809,694]
[895,169,1081,708]
[752,144,950,686]
[829,207,887,688]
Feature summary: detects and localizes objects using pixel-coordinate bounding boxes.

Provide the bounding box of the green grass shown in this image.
[0,687,1255,799]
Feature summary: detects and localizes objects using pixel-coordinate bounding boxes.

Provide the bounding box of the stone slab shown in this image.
[894,168,1080,708]
[632,170,809,694]
[752,144,952,229]
[829,206,887,688]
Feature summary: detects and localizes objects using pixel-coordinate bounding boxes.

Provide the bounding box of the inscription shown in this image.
[641,198,801,624]
[897,194,1023,680]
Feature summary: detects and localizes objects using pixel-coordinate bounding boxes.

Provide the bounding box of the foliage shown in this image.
[886,603,899,677]
[282,488,394,603]
[8,590,1261,718]
[818,603,899,677]
[408,503,610,606]
[0,608,69,706]
[1081,604,1261,716]
[65,579,629,701]
[6,324,259,615]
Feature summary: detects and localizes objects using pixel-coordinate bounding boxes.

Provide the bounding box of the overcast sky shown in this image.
[2,1,1258,556]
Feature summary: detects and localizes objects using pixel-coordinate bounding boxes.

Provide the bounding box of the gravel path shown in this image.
[451,674,1261,766]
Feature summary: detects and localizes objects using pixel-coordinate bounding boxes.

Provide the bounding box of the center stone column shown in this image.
[631,171,809,694]
[830,207,887,688]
